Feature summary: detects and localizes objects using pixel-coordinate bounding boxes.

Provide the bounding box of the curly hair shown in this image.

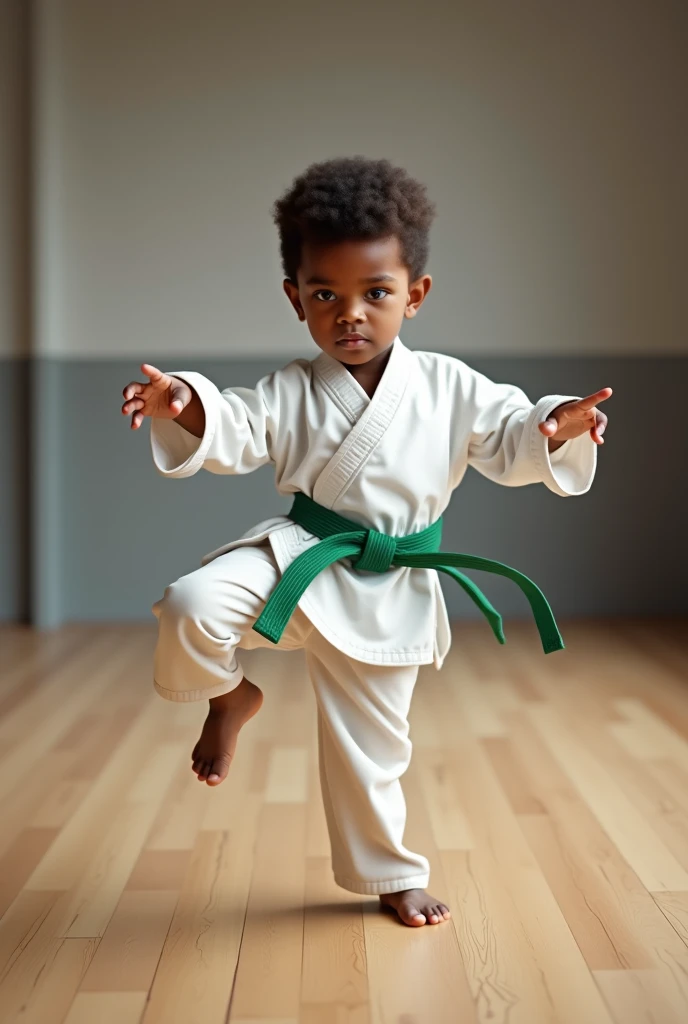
[272,157,436,283]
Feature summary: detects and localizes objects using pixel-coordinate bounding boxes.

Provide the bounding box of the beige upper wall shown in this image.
[28,0,688,357]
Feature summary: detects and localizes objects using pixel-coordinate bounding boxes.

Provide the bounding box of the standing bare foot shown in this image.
[191,677,263,786]
[380,889,452,927]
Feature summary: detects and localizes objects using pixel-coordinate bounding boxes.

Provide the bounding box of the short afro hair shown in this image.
[272,157,436,283]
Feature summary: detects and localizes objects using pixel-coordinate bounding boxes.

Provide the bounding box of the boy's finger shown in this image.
[591,412,607,444]
[576,387,613,411]
[122,398,145,415]
[141,363,164,383]
[131,411,144,430]
[169,384,191,412]
[538,416,559,436]
[123,381,145,400]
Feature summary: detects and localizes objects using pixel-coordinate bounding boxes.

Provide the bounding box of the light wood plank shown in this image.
[443,728,616,1024]
[230,804,307,1020]
[594,969,687,1024]
[507,714,686,975]
[125,850,191,891]
[528,704,688,892]
[416,748,475,850]
[616,698,688,770]
[518,813,640,970]
[482,736,546,815]
[301,856,368,1019]
[652,891,688,947]
[0,828,59,918]
[22,701,164,891]
[64,991,148,1024]
[264,746,309,803]
[442,848,558,1023]
[0,935,98,1023]
[0,889,61,978]
[306,744,332,858]
[79,890,178,992]
[144,758,214,852]
[143,830,251,1024]
[362,889,477,1024]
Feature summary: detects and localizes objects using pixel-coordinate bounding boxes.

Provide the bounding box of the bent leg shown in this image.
[152,544,280,702]
[152,543,311,787]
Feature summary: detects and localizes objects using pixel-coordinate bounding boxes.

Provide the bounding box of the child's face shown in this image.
[283,236,431,366]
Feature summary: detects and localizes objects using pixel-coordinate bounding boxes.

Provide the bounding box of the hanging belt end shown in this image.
[542,633,566,654]
[252,620,281,645]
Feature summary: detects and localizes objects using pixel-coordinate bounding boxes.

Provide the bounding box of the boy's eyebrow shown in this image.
[305,273,398,285]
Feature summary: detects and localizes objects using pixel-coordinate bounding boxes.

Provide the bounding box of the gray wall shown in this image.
[0,360,29,621]
[19,354,686,626]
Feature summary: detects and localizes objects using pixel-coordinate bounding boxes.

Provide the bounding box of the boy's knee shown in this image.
[158,575,210,628]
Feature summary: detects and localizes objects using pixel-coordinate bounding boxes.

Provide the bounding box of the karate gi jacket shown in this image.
[151,338,595,667]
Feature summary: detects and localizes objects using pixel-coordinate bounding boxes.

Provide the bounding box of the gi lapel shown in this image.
[312,338,413,508]
[312,350,369,425]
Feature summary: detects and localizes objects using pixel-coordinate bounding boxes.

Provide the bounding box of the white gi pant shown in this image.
[152,544,430,895]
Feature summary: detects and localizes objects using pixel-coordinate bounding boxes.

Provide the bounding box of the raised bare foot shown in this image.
[191,677,263,786]
[380,889,452,927]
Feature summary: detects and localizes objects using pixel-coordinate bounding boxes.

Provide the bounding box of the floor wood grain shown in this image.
[0,620,687,1023]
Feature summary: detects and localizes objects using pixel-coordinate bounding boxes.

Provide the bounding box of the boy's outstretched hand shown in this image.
[539,387,612,451]
[121,363,205,437]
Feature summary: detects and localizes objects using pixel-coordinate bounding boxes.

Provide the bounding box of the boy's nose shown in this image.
[337,309,366,324]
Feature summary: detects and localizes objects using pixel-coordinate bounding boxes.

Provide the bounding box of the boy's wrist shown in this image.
[173,388,205,438]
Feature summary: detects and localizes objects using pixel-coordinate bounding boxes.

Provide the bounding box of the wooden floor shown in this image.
[1,621,688,1023]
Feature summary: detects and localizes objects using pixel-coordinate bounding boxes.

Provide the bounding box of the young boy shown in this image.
[121,157,611,928]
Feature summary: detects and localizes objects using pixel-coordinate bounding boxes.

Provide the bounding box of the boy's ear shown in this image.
[404,274,432,319]
[283,279,306,321]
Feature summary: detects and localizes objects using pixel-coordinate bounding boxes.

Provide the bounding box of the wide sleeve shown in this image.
[457,363,597,497]
[150,370,277,478]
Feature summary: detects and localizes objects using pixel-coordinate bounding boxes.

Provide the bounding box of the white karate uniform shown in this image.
[150,337,596,893]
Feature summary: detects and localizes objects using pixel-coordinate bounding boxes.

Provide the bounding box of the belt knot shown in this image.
[354,529,397,573]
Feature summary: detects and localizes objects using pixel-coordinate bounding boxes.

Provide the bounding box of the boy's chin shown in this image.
[314,339,395,365]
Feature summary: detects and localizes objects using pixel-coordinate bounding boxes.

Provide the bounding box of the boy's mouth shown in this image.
[336,333,369,349]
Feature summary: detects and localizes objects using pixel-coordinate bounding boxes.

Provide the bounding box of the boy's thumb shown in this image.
[169,385,188,411]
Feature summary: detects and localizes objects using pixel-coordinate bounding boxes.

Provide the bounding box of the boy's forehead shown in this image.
[298,236,408,282]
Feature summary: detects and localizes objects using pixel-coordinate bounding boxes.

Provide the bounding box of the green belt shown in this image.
[252,492,564,654]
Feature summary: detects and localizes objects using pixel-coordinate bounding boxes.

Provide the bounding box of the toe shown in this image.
[206,756,230,785]
[197,761,210,780]
[402,902,426,927]
[191,759,202,776]
[439,904,451,919]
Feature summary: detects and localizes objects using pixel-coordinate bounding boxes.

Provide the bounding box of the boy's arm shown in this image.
[121,362,277,479]
[150,370,277,479]
[454,364,611,497]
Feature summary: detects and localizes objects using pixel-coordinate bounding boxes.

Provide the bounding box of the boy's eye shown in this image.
[313,290,336,302]
[367,288,389,300]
